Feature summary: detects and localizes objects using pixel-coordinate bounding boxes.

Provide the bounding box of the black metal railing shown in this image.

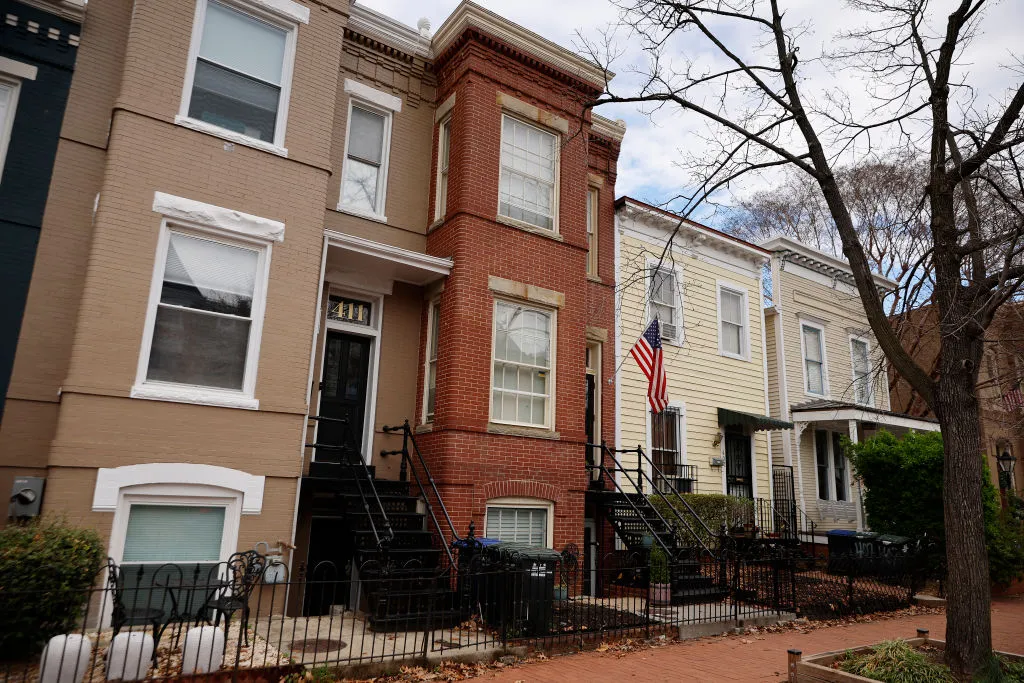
[653,463,697,495]
[0,551,922,680]
[381,420,460,572]
[306,415,394,553]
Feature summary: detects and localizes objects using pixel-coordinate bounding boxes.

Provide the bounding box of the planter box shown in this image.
[787,630,1024,682]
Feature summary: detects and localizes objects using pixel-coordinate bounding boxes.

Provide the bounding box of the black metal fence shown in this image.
[0,546,922,681]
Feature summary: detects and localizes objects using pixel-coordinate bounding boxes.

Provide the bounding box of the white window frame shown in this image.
[422,298,441,423]
[813,430,852,502]
[586,186,599,276]
[496,113,561,234]
[177,0,307,156]
[132,194,280,411]
[489,298,557,429]
[337,96,395,222]
[484,496,555,548]
[646,261,683,345]
[717,281,750,361]
[646,400,687,466]
[435,115,451,221]
[0,73,24,181]
[849,334,874,407]
[799,319,829,397]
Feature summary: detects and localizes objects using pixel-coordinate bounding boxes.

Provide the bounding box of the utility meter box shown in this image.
[9,476,45,518]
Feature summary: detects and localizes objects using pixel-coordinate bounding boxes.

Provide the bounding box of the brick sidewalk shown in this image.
[479,598,1024,682]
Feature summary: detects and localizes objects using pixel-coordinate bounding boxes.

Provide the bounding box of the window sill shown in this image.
[719,350,750,362]
[587,274,603,283]
[415,422,434,434]
[661,337,685,348]
[174,116,288,157]
[495,214,563,241]
[487,422,559,440]
[428,218,445,233]
[336,204,388,224]
[131,383,259,410]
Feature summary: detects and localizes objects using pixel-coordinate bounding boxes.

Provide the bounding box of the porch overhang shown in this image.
[718,407,793,432]
[789,400,940,432]
[324,230,453,292]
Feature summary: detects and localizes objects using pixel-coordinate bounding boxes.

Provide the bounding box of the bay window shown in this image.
[498,115,557,231]
[491,300,554,427]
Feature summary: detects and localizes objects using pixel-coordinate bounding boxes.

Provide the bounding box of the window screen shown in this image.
[485,506,547,546]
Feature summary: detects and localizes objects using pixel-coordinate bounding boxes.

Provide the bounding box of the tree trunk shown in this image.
[934,360,992,677]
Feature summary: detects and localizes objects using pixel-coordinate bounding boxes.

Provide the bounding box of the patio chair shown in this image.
[106,559,168,659]
[202,550,266,645]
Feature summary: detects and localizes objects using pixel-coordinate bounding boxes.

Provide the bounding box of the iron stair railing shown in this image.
[586,441,683,559]
[306,415,394,553]
[381,420,460,571]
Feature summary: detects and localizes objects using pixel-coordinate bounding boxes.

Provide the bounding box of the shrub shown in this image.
[0,517,106,658]
[649,544,670,583]
[650,493,755,549]
[838,640,954,682]
[847,430,1024,586]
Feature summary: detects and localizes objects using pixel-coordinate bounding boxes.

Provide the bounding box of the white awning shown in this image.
[324,230,452,293]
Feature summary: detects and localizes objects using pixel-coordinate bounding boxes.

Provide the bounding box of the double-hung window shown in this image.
[491,300,554,427]
[341,103,391,217]
[851,337,873,405]
[719,286,747,359]
[586,187,599,276]
[485,501,550,546]
[802,323,827,395]
[181,0,302,148]
[498,115,557,231]
[649,268,680,343]
[424,300,440,422]
[815,430,849,501]
[0,76,20,180]
[435,117,451,220]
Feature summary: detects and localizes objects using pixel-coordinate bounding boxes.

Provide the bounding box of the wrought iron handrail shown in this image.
[381,420,459,570]
[585,442,680,559]
[307,415,394,552]
[627,445,718,555]
[653,463,698,494]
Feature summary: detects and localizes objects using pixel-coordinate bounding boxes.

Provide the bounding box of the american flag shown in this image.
[631,320,669,413]
[1004,383,1024,411]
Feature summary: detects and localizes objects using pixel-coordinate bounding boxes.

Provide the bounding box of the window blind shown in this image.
[122,505,226,563]
[485,507,547,546]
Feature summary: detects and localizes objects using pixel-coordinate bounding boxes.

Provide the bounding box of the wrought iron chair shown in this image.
[106,559,168,659]
[201,550,266,645]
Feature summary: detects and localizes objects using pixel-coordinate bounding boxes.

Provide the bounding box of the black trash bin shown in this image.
[827,530,878,574]
[479,542,562,638]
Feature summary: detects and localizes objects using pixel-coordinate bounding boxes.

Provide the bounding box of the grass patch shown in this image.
[837,641,1024,682]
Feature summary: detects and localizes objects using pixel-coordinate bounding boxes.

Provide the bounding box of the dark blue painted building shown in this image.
[0,0,80,418]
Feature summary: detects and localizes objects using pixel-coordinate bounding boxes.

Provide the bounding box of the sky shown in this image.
[360,0,1024,225]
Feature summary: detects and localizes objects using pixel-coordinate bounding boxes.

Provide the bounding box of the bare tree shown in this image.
[585,0,1024,675]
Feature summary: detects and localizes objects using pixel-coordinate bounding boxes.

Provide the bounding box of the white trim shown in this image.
[152,192,285,242]
[848,334,875,407]
[178,0,299,150]
[0,76,20,181]
[434,115,451,222]
[798,318,829,398]
[324,230,453,278]
[716,280,750,361]
[93,463,265,514]
[422,298,441,424]
[489,298,557,430]
[348,1,431,59]
[586,186,599,277]
[759,235,898,289]
[0,57,38,81]
[173,115,288,157]
[792,408,941,432]
[614,220,623,461]
[484,496,555,548]
[337,97,394,219]
[132,212,274,409]
[343,78,402,112]
[317,287,384,463]
[645,258,683,345]
[497,113,560,235]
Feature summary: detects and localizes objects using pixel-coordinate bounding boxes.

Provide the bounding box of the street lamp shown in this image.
[996,450,1017,502]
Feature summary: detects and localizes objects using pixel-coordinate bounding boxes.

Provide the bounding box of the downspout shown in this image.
[759,257,773,508]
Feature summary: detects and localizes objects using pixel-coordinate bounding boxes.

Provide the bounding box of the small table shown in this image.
[155,576,231,645]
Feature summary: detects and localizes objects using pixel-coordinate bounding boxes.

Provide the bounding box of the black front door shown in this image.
[725,427,753,499]
[318,331,371,460]
[585,373,599,480]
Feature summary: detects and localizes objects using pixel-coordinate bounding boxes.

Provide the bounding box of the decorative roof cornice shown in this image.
[431,1,612,90]
[592,113,626,142]
[14,0,84,24]
[348,2,431,61]
[759,235,897,290]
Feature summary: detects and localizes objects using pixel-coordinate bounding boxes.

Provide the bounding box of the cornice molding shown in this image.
[432,1,611,89]
[349,2,431,60]
[15,0,84,24]
[591,113,626,142]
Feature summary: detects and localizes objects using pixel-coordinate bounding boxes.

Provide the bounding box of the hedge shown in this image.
[0,517,106,658]
[649,493,755,549]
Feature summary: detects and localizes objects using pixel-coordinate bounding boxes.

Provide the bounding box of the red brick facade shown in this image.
[415,30,620,551]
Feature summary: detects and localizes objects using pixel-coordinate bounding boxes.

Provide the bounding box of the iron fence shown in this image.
[0,546,923,681]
